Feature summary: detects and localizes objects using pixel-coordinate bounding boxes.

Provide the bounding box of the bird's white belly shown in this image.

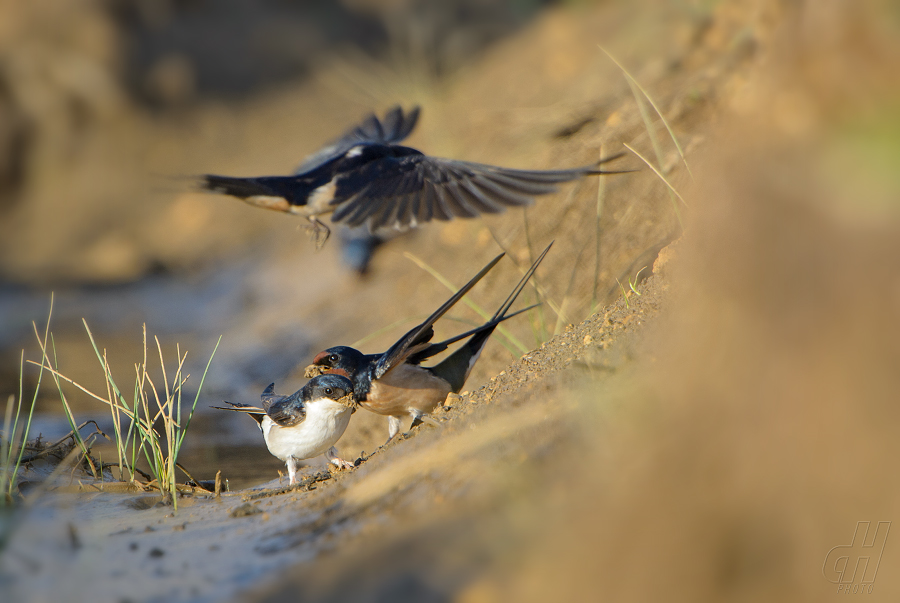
[261,401,352,462]
[296,180,337,217]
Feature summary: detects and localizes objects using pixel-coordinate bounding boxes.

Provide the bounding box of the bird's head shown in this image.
[304,346,367,379]
[302,373,357,410]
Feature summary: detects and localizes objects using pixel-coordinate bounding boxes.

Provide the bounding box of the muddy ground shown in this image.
[2,1,900,602]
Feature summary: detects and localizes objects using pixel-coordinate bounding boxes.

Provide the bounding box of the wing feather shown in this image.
[294,106,421,174]
[330,155,606,232]
[266,392,307,428]
[430,182,455,221]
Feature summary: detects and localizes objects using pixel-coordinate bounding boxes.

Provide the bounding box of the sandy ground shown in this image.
[2,1,900,601]
[0,261,665,603]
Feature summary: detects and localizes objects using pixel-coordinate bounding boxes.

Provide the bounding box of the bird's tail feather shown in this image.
[430,243,552,392]
[407,303,539,367]
[211,401,267,425]
[201,174,306,205]
[374,252,505,379]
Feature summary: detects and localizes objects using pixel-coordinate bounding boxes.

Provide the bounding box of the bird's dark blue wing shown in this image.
[294,106,421,174]
[266,391,307,428]
[259,382,288,412]
[329,153,627,231]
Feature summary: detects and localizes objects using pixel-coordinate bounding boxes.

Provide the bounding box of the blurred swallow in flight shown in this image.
[200,105,629,245]
[304,243,552,443]
[213,374,357,485]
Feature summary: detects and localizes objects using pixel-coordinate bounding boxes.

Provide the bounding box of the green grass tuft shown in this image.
[27,306,220,511]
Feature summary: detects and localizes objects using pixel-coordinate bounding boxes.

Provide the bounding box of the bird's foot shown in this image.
[306,217,331,249]
[330,457,355,470]
[325,446,355,470]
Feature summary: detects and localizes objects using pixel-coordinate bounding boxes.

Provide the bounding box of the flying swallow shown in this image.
[201,106,629,244]
[213,374,358,485]
[304,243,551,443]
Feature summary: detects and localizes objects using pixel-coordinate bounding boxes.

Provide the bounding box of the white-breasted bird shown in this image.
[213,374,358,485]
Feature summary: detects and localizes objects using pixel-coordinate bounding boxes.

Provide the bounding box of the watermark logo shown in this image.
[823,521,890,594]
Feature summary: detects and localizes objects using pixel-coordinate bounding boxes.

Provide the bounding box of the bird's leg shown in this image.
[385,415,402,445]
[306,216,331,249]
[287,458,298,486]
[325,446,354,470]
[409,410,442,430]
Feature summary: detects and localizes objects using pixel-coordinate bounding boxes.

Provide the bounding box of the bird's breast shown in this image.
[261,401,352,462]
[363,364,451,417]
[303,180,338,216]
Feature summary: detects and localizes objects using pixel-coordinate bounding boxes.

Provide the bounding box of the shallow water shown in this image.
[0,257,320,490]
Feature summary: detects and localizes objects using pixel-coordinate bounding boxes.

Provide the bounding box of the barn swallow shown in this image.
[305,243,552,443]
[201,105,629,244]
[212,374,357,485]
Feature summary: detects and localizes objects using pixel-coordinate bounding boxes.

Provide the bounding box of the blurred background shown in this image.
[0,0,605,482]
[2,0,900,601]
[0,0,679,484]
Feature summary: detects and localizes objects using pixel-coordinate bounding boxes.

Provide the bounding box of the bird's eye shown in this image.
[324,387,333,395]
[328,354,339,363]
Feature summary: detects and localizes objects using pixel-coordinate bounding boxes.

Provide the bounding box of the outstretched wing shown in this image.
[329,153,627,231]
[294,106,421,174]
[373,252,505,380]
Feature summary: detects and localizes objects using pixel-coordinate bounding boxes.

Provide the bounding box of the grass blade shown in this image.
[623,143,689,208]
[600,46,693,180]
